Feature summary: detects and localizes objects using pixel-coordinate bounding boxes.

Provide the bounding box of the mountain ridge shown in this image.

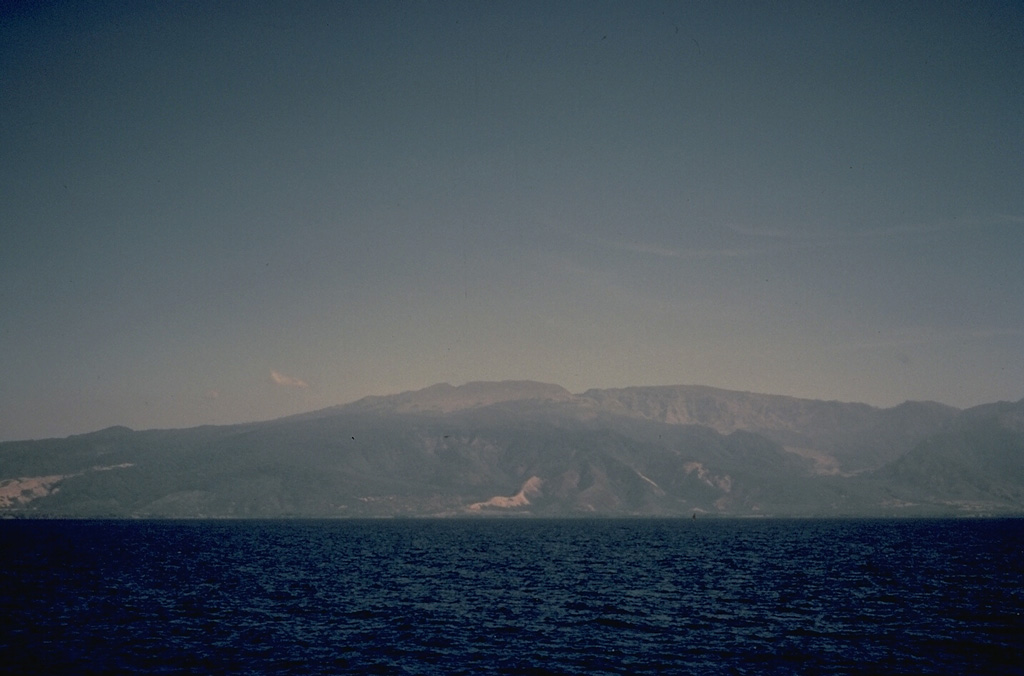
[2,381,1021,518]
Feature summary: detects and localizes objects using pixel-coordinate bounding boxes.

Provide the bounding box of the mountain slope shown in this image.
[1,382,1019,518]
[871,398,1024,515]
[576,385,958,472]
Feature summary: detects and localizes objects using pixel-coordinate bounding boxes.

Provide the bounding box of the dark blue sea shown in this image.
[2,518,1022,675]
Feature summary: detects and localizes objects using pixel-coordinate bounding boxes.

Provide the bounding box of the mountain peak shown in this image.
[71,425,135,439]
[343,380,574,414]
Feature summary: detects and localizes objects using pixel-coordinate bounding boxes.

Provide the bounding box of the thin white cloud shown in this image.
[271,370,309,388]
[544,216,774,261]
[856,223,946,238]
[839,327,1024,351]
[610,239,761,259]
[722,223,801,239]
[724,221,944,242]
[586,230,767,259]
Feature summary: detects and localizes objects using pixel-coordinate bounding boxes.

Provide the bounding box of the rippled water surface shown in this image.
[3,518,1022,674]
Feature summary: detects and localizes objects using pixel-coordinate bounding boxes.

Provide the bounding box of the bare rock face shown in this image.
[577,385,959,472]
[345,381,575,414]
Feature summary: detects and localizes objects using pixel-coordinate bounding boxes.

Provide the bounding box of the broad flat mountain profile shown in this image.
[2,381,1022,518]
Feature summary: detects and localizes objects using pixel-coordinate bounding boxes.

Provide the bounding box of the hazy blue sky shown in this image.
[3,1,1023,440]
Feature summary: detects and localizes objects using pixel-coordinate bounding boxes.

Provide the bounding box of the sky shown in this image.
[2,1,1023,441]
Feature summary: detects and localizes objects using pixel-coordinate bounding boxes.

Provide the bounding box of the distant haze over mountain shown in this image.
[2,382,1022,518]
